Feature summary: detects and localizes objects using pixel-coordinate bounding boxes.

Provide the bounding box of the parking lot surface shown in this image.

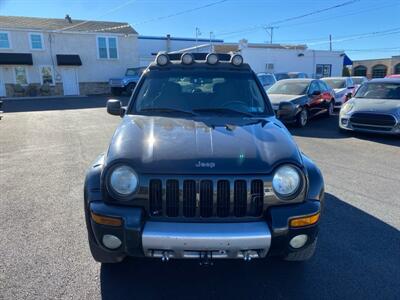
[1,97,399,300]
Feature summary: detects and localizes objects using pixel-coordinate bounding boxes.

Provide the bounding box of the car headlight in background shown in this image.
[272,165,302,199]
[108,165,138,198]
[340,102,354,115]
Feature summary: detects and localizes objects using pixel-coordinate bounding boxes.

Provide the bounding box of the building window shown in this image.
[14,66,28,85]
[29,33,44,50]
[97,36,118,59]
[0,32,10,48]
[353,65,367,76]
[394,63,400,75]
[371,64,387,78]
[39,66,54,85]
[316,64,331,78]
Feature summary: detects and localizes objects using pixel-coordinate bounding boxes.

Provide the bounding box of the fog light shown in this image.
[206,53,219,65]
[181,52,194,65]
[102,234,122,250]
[289,234,308,249]
[156,53,169,66]
[341,118,348,126]
[230,54,243,66]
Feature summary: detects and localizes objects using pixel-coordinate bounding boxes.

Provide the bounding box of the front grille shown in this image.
[350,113,396,127]
[149,179,265,218]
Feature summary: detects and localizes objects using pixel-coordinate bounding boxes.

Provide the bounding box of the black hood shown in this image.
[104,115,302,174]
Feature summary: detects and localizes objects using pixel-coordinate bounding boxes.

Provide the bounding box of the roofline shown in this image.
[0,27,138,36]
[139,35,223,43]
[352,57,393,62]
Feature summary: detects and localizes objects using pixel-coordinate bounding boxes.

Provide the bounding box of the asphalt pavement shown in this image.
[0,96,399,300]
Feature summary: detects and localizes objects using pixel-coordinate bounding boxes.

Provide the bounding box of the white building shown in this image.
[138,35,224,67]
[214,42,345,78]
[0,15,139,97]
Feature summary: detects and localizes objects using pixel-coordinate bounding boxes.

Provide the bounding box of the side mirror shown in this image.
[346,93,352,100]
[311,90,321,96]
[277,102,296,116]
[107,99,122,116]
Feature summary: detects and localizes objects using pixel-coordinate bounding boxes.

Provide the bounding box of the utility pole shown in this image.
[329,34,332,51]
[195,27,201,45]
[264,26,278,44]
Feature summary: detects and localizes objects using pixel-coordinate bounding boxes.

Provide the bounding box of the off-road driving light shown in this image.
[290,213,320,228]
[206,53,219,65]
[289,234,308,249]
[230,54,243,66]
[181,52,194,65]
[272,165,301,198]
[102,234,122,250]
[109,165,138,197]
[156,53,169,66]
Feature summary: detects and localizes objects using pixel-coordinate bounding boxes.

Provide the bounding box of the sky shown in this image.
[1,0,399,60]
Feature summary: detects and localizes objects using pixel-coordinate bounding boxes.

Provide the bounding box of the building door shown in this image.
[0,68,6,97]
[62,68,79,96]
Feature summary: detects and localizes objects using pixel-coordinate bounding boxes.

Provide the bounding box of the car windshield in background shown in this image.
[133,70,267,115]
[268,81,309,95]
[258,74,275,85]
[323,79,346,89]
[354,82,400,100]
[275,73,290,80]
[126,68,143,76]
[351,77,364,85]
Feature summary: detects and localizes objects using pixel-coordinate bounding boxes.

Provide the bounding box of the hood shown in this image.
[351,98,400,115]
[105,115,302,174]
[334,88,347,94]
[268,94,305,105]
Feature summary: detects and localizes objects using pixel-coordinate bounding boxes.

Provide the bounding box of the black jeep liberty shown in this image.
[84,53,324,263]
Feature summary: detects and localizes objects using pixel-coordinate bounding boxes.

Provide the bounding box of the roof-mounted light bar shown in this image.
[156,52,169,66]
[181,52,194,65]
[230,54,243,66]
[206,53,219,65]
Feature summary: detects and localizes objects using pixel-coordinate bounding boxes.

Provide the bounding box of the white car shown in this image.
[322,77,355,109]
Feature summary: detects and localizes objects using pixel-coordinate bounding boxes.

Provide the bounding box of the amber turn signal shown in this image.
[91,212,122,227]
[290,213,320,228]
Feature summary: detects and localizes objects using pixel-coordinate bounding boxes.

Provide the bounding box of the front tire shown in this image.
[295,107,309,127]
[282,237,317,261]
[325,100,334,117]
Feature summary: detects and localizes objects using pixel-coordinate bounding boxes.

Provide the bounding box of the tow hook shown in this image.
[199,251,213,266]
[161,251,170,262]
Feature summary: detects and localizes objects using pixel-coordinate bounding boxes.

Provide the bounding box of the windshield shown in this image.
[323,79,346,89]
[132,70,268,115]
[126,68,143,76]
[268,81,309,95]
[258,74,275,85]
[355,82,400,100]
[275,73,290,80]
[351,77,365,85]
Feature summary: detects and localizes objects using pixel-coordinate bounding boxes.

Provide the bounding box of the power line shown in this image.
[132,0,229,26]
[215,0,360,37]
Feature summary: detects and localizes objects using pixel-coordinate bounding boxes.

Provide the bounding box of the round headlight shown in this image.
[272,165,302,198]
[109,165,138,197]
[156,53,169,66]
[340,101,354,115]
[206,53,219,65]
[230,54,243,66]
[181,52,194,65]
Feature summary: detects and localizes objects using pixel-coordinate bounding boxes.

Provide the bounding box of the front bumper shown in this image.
[88,199,321,261]
[339,114,400,135]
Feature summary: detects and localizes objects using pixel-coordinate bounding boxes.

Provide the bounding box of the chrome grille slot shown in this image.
[234,180,247,217]
[200,180,213,217]
[350,113,396,127]
[149,179,162,216]
[183,180,196,217]
[217,180,230,217]
[166,180,179,217]
[251,180,264,216]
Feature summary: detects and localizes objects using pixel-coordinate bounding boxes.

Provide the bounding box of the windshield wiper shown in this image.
[193,108,255,117]
[139,107,197,116]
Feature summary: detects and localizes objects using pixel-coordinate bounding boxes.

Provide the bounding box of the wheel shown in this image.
[295,107,308,127]
[111,87,122,96]
[325,100,334,117]
[283,237,318,261]
[126,83,136,95]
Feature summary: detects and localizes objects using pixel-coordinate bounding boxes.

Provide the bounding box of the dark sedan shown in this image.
[268,79,335,127]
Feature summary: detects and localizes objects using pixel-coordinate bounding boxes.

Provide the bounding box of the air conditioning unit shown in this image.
[266,63,274,72]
